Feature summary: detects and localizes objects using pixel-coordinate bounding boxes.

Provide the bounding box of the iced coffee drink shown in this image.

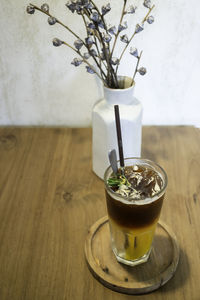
[104,158,167,266]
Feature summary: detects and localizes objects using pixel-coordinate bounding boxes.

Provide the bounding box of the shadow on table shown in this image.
[159,246,190,293]
[119,235,190,294]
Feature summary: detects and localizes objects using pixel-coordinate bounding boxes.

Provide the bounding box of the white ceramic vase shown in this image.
[92,76,143,179]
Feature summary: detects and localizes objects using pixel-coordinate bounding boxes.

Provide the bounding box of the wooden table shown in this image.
[0,126,199,299]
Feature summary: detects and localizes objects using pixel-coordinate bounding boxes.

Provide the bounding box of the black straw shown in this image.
[114,105,125,168]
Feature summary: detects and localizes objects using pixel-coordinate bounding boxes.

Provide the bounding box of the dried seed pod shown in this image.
[102,33,112,43]
[84,2,93,9]
[86,66,95,74]
[111,57,119,65]
[89,49,98,57]
[130,47,138,58]
[83,52,90,59]
[26,5,35,14]
[41,3,49,13]
[120,34,129,43]
[147,16,154,24]
[98,21,105,29]
[90,12,100,22]
[108,25,117,35]
[101,3,111,16]
[138,67,147,75]
[74,39,84,50]
[66,1,76,13]
[143,0,151,9]
[52,38,63,47]
[126,5,137,14]
[85,37,93,45]
[135,24,144,33]
[118,21,128,32]
[87,22,96,29]
[71,58,83,66]
[80,0,93,9]
[76,5,83,15]
[48,16,57,25]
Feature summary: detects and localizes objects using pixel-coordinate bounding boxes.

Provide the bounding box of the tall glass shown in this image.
[104,158,168,266]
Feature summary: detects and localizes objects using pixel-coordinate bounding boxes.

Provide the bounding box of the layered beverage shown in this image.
[104,158,167,266]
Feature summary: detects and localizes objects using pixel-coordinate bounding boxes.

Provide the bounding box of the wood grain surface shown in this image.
[0,126,199,300]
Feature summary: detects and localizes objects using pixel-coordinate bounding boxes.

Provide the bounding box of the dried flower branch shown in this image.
[62,40,107,84]
[115,4,155,75]
[26,1,156,89]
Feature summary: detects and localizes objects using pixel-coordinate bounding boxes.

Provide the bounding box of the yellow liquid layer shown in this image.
[109,219,157,261]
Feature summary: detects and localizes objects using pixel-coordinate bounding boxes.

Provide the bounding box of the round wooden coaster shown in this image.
[85,216,179,295]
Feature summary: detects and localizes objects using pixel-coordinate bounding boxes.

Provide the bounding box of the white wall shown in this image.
[0,0,200,126]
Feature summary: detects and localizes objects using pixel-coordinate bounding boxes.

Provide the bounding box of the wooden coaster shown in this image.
[85,216,179,295]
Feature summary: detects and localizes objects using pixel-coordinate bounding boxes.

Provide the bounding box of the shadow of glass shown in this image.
[118,235,189,293]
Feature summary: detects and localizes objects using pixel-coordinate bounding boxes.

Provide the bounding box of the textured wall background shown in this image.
[0,0,199,126]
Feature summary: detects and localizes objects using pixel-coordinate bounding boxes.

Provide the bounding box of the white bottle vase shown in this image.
[92,76,143,179]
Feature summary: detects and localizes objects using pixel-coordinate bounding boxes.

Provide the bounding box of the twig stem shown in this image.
[111,0,127,57]
[132,51,143,83]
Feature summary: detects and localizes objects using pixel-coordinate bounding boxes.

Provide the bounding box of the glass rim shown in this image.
[104,157,168,203]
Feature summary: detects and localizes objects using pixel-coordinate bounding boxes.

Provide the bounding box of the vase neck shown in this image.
[103,85,135,105]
